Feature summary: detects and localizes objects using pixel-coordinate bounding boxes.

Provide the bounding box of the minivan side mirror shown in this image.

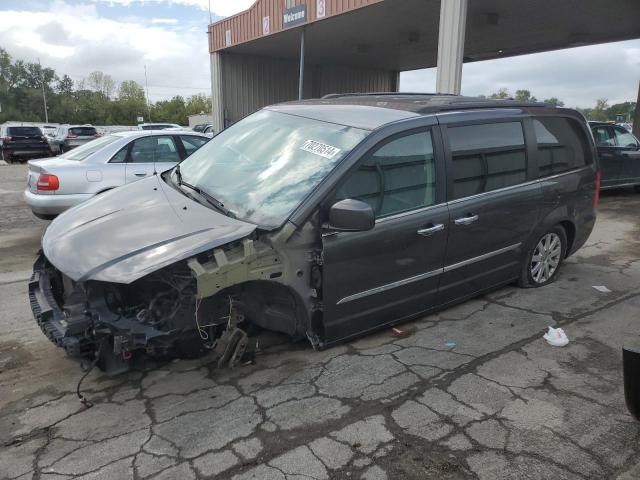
[328,199,375,232]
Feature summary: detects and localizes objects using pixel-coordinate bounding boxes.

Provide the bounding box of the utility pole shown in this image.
[144,65,152,122]
[37,58,49,123]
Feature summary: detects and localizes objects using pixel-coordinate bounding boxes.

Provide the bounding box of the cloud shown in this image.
[0,1,213,101]
[400,40,640,108]
[92,0,255,16]
[151,18,179,24]
[37,21,74,46]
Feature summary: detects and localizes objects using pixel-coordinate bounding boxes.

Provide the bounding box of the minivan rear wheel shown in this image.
[519,225,567,288]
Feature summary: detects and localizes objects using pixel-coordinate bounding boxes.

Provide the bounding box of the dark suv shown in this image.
[0,125,51,162]
[589,121,640,191]
[29,94,598,373]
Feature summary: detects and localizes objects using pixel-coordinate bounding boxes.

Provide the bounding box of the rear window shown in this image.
[448,121,527,200]
[141,125,172,130]
[62,135,120,161]
[7,126,42,137]
[533,117,589,177]
[69,127,97,136]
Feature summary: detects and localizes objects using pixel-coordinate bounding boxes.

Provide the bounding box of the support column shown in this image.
[633,80,640,139]
[435,0,468,95]
[210,52,225,133]
[298,28,306,100]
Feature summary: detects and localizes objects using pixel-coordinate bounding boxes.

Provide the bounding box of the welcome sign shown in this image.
[283,4,307,28]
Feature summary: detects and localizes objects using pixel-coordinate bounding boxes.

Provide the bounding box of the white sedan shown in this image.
[24,130,209,219]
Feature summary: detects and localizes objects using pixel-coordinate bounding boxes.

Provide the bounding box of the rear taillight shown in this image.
[66,133,78,139]
[37,174,59,191]
[593,171,601,209]
[2,136,11,143]
[93,133,101,137]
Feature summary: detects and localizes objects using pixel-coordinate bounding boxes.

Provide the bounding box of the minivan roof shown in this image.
[272,93,562,130]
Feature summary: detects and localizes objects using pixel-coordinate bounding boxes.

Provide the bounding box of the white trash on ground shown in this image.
[592,285,612,293]
[543,326,569,347]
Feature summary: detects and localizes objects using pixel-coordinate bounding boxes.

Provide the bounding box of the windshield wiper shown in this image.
[179,181,236,218]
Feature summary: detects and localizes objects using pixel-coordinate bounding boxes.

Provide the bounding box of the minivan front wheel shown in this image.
[519,226,567,288]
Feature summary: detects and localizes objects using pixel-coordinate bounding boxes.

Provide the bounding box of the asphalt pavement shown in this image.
[1,164,640,480]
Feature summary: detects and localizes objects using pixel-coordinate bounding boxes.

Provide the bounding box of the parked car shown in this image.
[589,121,640,191]
[192,123,212,133]
[624,346,640,421]
[41,125,58,137]
[202,125,216,137]
[138,123,181,131]
[0,124,51,162]
[28,94,598,373]
[50,125,101,154]
[24,130,210,219]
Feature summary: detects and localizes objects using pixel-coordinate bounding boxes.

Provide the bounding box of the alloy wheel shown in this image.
[530,233,562,284]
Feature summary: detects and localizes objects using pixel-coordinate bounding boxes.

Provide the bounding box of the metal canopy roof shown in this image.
[213,0,640,71]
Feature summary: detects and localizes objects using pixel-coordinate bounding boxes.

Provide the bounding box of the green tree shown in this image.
[116,80,147,124]
[543,97,564,107]
[514,89,537,103]
[489,88,510,99]
[590,98,609,121]
[56,74,74,95]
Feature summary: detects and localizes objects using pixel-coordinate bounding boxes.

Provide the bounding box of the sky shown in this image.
[0,0,638,108]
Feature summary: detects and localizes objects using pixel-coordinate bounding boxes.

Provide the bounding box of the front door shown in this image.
[611,125,640,186]
[322,128,448,343]
[125,135,181,183]
[439,120,541,304]
[591,125,622,187]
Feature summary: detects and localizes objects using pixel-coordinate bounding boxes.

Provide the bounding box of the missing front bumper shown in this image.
[29,253,94,359]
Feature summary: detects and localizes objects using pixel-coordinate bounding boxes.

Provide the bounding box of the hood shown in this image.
[42,174,257,283]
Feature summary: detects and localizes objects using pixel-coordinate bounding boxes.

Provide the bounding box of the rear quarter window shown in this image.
[533,117,591,177]
[448,121,527,200]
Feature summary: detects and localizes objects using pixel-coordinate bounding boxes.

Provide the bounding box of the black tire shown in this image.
[634,185,640,194]
[518,225,567,288]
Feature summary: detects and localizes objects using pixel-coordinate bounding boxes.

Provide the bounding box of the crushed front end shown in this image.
[29,252,221,374]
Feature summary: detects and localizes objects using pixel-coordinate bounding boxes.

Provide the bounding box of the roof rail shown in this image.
[321,92,459,99]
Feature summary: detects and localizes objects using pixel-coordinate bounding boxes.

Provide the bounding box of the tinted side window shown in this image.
[448,122,527,200]
[130,136,180,163]
[612,126,639,148]
[110,146,128,163]
[69,127,97,136]
[592,126,615,147]
[336,131,436,218]
[533,117,588,177]
[181,136,209,155]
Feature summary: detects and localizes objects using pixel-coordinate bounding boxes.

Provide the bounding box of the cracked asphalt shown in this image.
[1,164,640,479]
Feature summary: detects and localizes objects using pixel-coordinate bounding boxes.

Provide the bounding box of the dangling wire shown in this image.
[76,340,105,408]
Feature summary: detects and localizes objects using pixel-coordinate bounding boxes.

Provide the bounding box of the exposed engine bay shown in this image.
[30,230,321,375]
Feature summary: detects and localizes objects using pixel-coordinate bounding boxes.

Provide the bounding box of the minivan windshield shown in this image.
[177,109,369,228]
[61,135,120,161]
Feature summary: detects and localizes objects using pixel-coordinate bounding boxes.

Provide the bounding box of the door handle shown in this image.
[133,172,147,177]
[417,224,444,236]
[454,214,479,226]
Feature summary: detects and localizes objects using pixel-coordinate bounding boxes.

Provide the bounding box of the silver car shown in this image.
[24,130,209,218]
[50,125,101,154]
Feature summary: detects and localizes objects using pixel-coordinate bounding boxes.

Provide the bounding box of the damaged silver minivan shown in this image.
[29,94,598,373]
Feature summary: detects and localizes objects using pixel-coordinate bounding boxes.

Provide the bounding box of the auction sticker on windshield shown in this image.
[300,140,341,159]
